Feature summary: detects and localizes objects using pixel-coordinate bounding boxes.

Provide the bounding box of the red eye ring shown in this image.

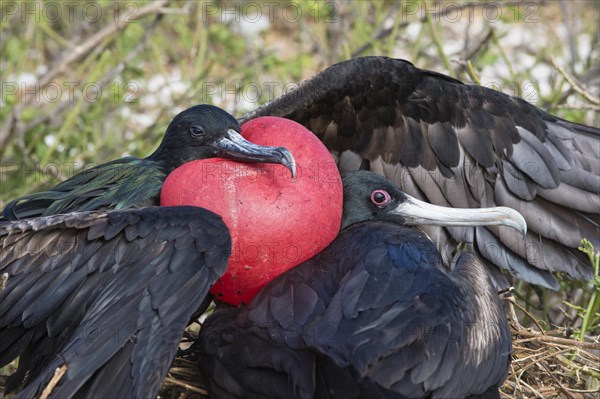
[370,190,391,208]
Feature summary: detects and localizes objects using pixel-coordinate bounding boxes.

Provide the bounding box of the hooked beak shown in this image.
[214,129,297,178]
[392,195,527,235]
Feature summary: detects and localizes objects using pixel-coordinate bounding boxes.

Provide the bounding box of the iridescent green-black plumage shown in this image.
[3,158,165,218]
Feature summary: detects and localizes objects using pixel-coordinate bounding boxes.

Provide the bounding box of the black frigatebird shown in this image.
[2,104,296,220]
[0,206,231,398]
[196,170,523,399]
[241,56,599,289]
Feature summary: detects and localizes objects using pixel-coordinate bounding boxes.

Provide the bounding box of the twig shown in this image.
[0,0,170,150]
[514,330,600,350]
[163,376,208,395]
[462,28,494,61]
[351,1,542,58]
[556,354,600,379]
[512,346,571,366]
[565,387,600,393]
[555,104,600,111]
[551,56,600,105]
[40,1,169,90]
[559,0,579,69]
[465,60,482,86]
[508,296,545,333]
[514,379,546,399]
[39,364,67,399]
[490,29,519,96]
[505,363,524,397]
[538,360,577,399]
[21,10,165,139]
[424,14,454,77]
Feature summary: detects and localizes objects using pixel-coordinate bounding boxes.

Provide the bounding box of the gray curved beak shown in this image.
[214,129,296,178]
[392,195,527,235]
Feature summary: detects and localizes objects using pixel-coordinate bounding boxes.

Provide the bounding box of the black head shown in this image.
[148,104,296,176]
[341,171,411,229]
[340,170,526,233]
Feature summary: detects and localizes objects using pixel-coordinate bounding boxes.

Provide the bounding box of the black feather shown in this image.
[0,206,231,398]
[242,56,599,285]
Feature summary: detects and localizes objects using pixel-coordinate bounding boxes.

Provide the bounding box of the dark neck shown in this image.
[146,146,196,173]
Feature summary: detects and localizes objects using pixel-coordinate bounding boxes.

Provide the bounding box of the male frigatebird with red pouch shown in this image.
[0,104,297,398]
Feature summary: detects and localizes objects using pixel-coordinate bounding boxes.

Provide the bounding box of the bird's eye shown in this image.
[370,190,391,208]
[190,126,205,137]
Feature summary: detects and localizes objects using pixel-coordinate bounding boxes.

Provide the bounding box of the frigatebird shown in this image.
[240,56,599,289]
[2,104,295,220]
[196,170,523,399]
[0,206,231,398]
[0,103,297,397]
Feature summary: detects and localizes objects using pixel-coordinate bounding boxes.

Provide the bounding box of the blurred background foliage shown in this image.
[1,0,599,397]
[1,1,598,198]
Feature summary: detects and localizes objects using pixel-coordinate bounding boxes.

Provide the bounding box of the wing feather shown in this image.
[198,223,510,398]
[242,56,599,285]
[0,206,230,398]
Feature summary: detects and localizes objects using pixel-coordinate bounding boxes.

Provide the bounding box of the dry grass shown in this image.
[29,321,598,399]
[503,328,600,399]
[155,313,600,399]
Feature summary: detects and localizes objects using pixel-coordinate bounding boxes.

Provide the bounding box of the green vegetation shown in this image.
[573,239,600,341]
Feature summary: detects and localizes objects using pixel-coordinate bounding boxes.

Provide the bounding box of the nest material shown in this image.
[501,325,600,399]
[159,322,600,399]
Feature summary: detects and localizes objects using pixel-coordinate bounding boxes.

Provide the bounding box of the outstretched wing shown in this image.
[0,206,231,398]
[198,223,510,398]
[241,56,599,288]
[1,157,166,220]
